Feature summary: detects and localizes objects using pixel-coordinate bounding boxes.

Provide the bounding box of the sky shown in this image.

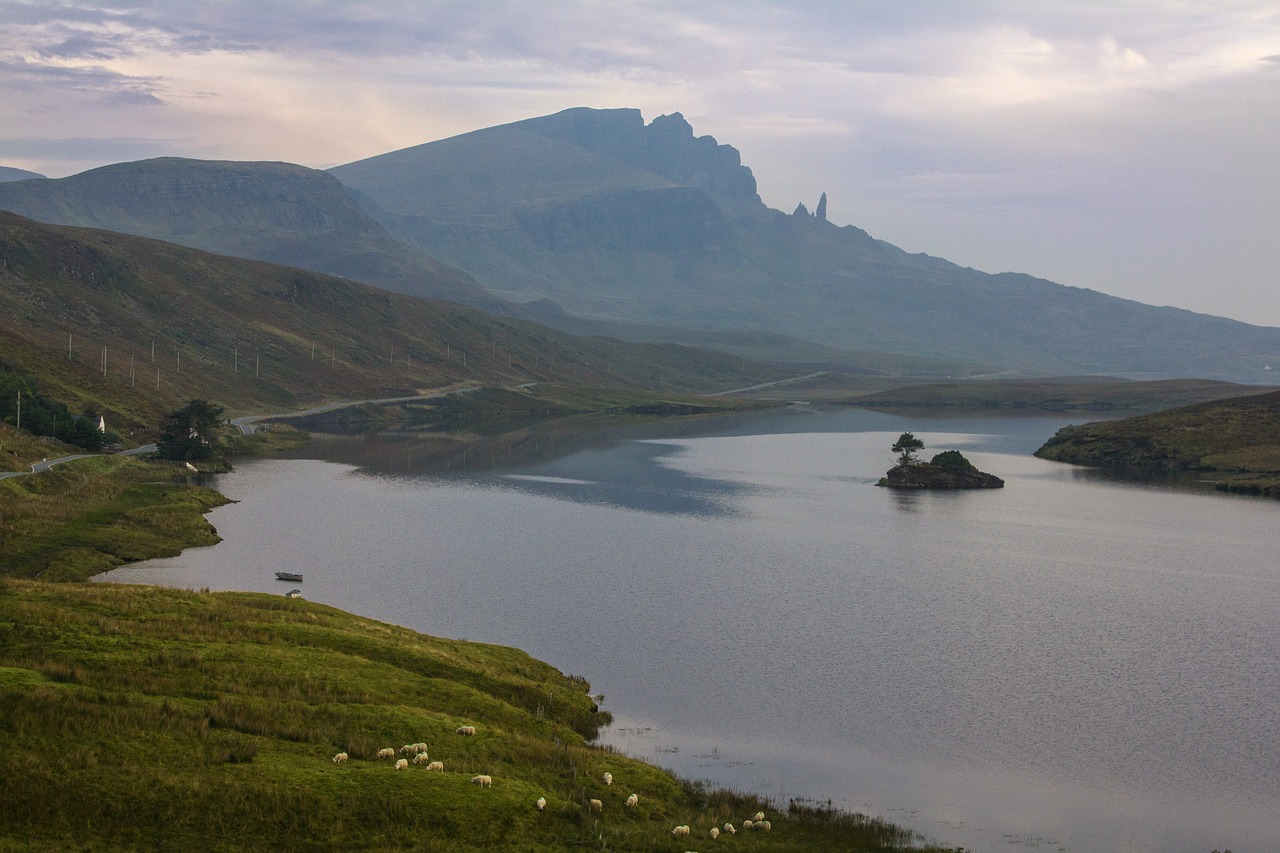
[2,1,1278,326]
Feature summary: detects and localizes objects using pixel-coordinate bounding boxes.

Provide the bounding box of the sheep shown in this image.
[723,822,736,834]
[536,797,546,811]
[709,827,720,839]
[470,774,492,787]
[331,752,348,764]
[455,725,476,736]
[394,758,409,770]
[754,811,765,822]
[756,820,771,831]
[589,798,603,811]
[376,747,395,760]
[602,771,612,786]
[400,744,415,755]
[671,825,690,837]
[412,752,431,765]
[742,820,753,830]
[425,760,444,772]
[625,793,638,808]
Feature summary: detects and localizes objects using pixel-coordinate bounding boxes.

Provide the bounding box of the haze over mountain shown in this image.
[332,108,1280,381]
[0,159,503,310]
[0,167,45,183]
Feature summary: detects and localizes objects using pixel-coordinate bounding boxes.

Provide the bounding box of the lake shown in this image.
[100,406,1280,852]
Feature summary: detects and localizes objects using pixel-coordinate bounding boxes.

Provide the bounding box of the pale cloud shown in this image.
[0,1,1277,325]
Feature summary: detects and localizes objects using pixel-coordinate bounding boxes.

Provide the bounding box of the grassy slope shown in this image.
[1035,389,1280,496]
[0,453,230,581]
[844,377,1276,412]
[0,212,785,436]
[0,580,934,852]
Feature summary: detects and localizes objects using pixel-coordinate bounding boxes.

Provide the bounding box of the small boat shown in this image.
[275,571,304,582]
[285,589,303,599]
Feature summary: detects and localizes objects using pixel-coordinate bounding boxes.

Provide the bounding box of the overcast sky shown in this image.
[2,1,1278,326]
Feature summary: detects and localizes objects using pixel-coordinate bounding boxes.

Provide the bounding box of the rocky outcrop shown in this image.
[877,463,1005,489]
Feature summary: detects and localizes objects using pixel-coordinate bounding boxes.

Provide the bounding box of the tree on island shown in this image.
[891,432,925,466]
[157,399,225,461]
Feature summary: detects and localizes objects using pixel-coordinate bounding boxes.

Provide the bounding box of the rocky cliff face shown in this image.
[512,108,764,220]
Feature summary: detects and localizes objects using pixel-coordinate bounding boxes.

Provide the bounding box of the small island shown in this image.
[877,432,1005,489]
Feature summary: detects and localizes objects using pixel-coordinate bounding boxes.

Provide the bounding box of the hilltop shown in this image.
[332,107,1280,379]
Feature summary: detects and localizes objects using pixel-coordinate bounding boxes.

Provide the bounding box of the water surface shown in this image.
[103,407,1280,852]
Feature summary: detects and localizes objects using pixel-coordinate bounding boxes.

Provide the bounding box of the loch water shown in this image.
[101,406,1280,852]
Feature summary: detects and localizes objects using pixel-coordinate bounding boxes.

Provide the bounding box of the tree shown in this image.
[891,432,925,466]
[157,399,225,461]
[931,450,975,470]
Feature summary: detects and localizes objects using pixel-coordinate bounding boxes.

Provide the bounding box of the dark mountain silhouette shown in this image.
[331,107,1280,380]
[0,167,45,183]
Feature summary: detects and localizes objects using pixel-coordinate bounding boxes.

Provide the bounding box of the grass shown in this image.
[0,580,951,852]
[0,454,229,581]
[1035,389,1280,497]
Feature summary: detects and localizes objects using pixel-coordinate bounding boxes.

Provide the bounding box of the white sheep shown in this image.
[413,742,428,753]
[671,825,690,837]
[625,793,638,808]
[412,752,430,764]
[376,747,395,760]
[602,771,612,786]
[332,752,348,764]
[536,796,546,811]
[455,725,476,736]
[754,811,765,822]
[470,774,492,787]
[757,820,771,831]
[394,758,409,770]
[425,760,444,772]
[723,822,736,834]
[710,826,720,839]
[742,820,753,830]
[400,744,415,755]
[589,798,603,811]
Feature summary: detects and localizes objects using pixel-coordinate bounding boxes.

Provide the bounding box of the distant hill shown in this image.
[0,158,504,310]
[0,212,782,432]
[0,167,45,183]
[332,107,1280,380]
[1035,390,1280,497]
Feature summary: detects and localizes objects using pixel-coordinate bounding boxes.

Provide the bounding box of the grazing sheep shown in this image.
[602,771,612,786]
[742,820,753,830]
[671,825,691,837]
[455,725,476,736]
[754,811,765,822]
[710,826,720,839]
[332,752,348,764]
[413,742,428,753]
[412,752,430,765]
[589,798,603,811]
[394,758,409,770]
[470,774,492,787]
[536,797,546,811]
[376,748,395,760]
[723,823,736,834]
[756,820,771,831]
[400,744,415,755]
[625,793,638,808]
[425,761,444,772]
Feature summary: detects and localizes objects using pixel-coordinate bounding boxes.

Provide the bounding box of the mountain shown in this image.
[0,167,45,183]
[331,107,1280,380]
[0,158,503,309]
[0,212,781,431]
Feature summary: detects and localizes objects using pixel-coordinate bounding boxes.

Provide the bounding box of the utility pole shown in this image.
[102,346,107,377]
[234,348,238,372]
[15,389,19,430]
[256,353,260,378]
[68,332,72,359]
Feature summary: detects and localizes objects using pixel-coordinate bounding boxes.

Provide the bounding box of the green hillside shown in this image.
[1035,389,1280,496]
[0,580,935,851]
[0,212,785,435]
[845,377,1275,412]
